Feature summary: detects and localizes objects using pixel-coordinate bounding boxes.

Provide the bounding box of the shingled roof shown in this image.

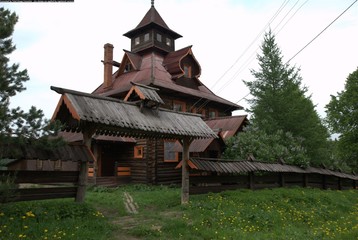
[123,5,182,39]
[93,50,242,111]
[179,158,358,181]
[51,86,217,140]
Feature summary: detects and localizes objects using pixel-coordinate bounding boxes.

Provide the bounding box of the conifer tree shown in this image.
[0,7,62,159]
[244,30,329,166]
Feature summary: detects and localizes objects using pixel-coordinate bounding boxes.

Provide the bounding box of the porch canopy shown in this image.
[51,86,217,139]
[51,86,217,203]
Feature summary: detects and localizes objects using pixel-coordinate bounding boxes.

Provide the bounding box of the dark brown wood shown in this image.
[248,172,254,189]
[1,170,79,184]
[181,138,191,204]
[76,127,95,203]
[14,187,77,202]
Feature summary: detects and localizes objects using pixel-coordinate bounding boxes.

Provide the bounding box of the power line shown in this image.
[193,0,293,112]
[287,0,358,63]
[210,0,291,91]
[232,0,355,108]
[275,0,310,35]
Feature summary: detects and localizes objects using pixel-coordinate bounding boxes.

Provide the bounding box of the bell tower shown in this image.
[123,0,182,55]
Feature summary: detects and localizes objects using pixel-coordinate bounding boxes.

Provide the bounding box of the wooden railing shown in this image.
[0,170,79,203]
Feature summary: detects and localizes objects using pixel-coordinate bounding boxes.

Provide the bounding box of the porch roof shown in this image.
[51,86,217,140]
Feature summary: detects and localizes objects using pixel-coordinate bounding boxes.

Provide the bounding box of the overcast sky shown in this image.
[3,0,358,120]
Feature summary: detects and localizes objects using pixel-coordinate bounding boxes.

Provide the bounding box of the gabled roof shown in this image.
[124,82,164,105]
[51,86,217,140]
[205,115,248,140]
[163,46,201,79]
[123,5,182,39]
[93,49,242,111]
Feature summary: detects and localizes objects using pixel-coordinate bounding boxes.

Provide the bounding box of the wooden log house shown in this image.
[57,2,247,187]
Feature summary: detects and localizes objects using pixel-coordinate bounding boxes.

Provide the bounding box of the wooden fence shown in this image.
[0,170,79,203]
[187,158,357,195]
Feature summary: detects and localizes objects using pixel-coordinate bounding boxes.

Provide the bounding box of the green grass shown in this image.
[1,186,357,239]
[0,199,112,240]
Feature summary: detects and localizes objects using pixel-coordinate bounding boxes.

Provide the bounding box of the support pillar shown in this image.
[76,127,95,203]
[181,137,192,205]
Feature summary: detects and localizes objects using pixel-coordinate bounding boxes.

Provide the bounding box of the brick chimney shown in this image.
[103,43,114,89]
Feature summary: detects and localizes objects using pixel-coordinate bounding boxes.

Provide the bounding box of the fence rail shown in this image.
[0,170,79,203]
[190,172,357,195]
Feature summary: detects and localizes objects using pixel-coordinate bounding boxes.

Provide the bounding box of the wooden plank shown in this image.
[10,187,77,202]
[0,170,79,184]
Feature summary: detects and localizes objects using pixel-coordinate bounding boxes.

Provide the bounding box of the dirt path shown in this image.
[123,192,139,214]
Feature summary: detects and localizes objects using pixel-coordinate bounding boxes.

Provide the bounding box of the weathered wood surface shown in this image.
[0,170,79,203]
[0,170,78,184]
[189,172,357,195]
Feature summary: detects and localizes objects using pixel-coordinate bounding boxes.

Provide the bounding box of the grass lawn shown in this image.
[1,185,357,239]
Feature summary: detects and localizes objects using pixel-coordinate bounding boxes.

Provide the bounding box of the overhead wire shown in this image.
[287,0,358,63]
[192,0,293,113]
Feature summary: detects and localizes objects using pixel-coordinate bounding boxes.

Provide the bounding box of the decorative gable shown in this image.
[163,46,201,80]
[116,51,142,77]
[124,82,164,109]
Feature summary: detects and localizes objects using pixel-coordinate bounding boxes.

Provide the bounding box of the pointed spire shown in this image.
[151,0,154,7]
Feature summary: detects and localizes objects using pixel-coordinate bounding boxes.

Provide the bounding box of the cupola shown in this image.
[123,0,182,55]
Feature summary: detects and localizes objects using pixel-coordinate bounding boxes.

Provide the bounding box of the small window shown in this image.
[209,109,218,119]
[173,100,186,112]
[184,65,192,78]
[135,37,140,45]
[124,62,132,72]
[156,33,162,42]
[164,141,179,162]
[134,146,144,158]
[144,33,150,42]
[166,38,171,46]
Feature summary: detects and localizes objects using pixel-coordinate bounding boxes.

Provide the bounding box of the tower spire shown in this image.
[151,0,154,7]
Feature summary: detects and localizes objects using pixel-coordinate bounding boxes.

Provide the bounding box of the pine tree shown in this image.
[244,30,329,166]
[0,7,29,135]
[0,7,63,159]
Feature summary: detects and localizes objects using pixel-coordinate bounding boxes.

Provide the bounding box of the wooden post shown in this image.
[181,137,192,205]
[248,172,254,189]
[76,127,95,203]
[303,174,308,188]
[279,173,285,187]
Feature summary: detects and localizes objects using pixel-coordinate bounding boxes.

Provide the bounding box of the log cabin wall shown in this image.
[131,139,148,184]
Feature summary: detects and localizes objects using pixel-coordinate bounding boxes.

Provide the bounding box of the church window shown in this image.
[134,37,140,45]
[184,65,192,78]
[156,33,162,42]
[209,109,218,118]
[144,33,150,42]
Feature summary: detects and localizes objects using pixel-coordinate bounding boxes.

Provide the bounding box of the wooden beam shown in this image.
[76,126,95,203]
[181,137,192,205]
